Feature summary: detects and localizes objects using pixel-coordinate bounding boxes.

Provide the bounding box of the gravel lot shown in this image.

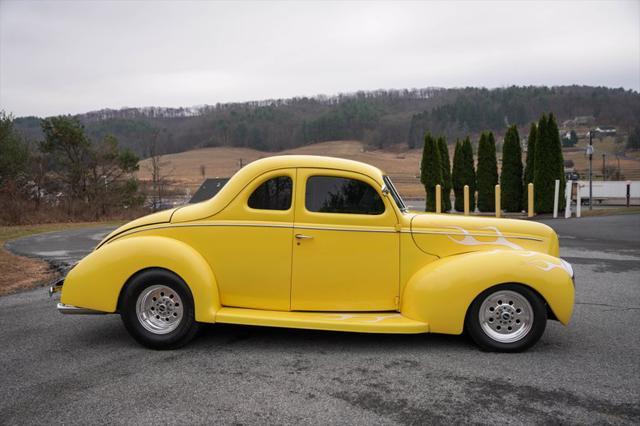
[1,214,639,424]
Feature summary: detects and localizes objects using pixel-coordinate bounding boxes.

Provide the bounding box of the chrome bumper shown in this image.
[48,278,64,298]
[57,303,107,315]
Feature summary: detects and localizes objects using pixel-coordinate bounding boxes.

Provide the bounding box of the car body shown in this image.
[53,155,574,351]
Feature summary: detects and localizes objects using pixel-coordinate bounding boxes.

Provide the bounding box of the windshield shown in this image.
[383,176,408,213]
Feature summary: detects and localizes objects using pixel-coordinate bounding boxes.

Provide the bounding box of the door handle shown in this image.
[295,234,313,240]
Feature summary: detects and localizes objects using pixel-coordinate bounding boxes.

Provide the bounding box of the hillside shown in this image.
[14,86,640,158]
[138,138,640,201]
[137,140,430,198]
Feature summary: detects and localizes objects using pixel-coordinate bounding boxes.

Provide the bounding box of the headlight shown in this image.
[560,259,574,279]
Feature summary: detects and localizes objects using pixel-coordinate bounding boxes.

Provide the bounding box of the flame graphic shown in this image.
[445,226,524,250]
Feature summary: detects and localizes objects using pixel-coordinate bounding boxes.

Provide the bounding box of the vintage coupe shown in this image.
[52,155,574,351]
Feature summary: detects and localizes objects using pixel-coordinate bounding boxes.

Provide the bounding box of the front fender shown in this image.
[61,236,220,323]
[401,250,574,334]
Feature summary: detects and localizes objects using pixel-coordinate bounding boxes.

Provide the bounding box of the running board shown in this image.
[215,307,429,334]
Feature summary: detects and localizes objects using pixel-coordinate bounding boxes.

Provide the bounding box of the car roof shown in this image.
[240,155,386,179]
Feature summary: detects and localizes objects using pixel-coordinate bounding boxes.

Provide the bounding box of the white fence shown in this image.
[576,180,639,202]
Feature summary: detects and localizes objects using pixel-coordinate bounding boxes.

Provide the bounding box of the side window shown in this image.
[248,176,292,210]
[305,176,385,215]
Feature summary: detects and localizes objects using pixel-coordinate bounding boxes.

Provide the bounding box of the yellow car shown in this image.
[52,155,574,352]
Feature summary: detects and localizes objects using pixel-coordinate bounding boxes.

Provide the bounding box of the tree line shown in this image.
[420,113,565,214]
[0,112,143,225]
[13,86,640,157]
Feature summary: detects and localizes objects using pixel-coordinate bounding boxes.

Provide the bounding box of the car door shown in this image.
[291,168,400,311]
[197,169,295,311]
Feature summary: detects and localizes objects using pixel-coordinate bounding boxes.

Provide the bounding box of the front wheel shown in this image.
[465,284,547,352]
[120,269,200,350]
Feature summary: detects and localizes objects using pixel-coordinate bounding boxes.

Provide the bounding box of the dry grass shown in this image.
[136,141,446,198]
[0,221,124,296]
[135,139,640,200]
[564,136,640,179]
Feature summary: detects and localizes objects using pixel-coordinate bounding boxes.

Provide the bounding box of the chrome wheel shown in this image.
[478,290,533,343]
[136,285,183,335]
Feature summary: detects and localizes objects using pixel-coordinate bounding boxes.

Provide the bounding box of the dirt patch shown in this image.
[0,248,56,296]
[0,221,124,296]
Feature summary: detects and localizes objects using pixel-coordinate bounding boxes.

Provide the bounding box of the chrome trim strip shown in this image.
[108,222,541,242]
[109,222,398,241]
[407,229,544,242]
[293,225,396,234]
[57,303,108,315]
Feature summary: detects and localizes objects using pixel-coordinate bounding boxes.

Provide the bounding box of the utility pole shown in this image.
[587,130,594,210]
[602,153,606,181]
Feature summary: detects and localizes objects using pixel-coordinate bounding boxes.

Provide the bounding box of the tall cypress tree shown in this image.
[523,122,537,209]
[501,125,523,212]
[534,113,565,213]
[420,132,443,212]
[548,113,566,210]
[452,140,464,211]
[461,136,476,211]
[437,136,452,212]
[476,131,498,212]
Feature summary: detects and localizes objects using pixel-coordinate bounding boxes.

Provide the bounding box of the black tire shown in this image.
[465,283,547,352]
[120,269,200,350]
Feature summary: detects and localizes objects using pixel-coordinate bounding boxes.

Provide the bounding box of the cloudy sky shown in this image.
[1,0,638,117]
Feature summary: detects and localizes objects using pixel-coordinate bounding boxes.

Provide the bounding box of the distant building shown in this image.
[595,126,616,136]
[190,178,230,203]
[562,116,595,127]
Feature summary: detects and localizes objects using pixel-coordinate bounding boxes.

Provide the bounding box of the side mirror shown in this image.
[381,185,390,196]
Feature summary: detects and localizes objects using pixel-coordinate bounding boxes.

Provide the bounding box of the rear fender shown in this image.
[401,250,574,334]
[60,236,220,323]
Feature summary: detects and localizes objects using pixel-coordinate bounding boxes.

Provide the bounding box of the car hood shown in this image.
[96,208,178,249]
[410,213,559,258]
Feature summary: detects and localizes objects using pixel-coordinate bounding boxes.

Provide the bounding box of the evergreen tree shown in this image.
[523,122,537,207]
[627,126,640,150]
[420,132,443,212]
[437,136,452,212]
[461,136,476,210]
[452,140,464,211]
[476,132,498,212]
[548,113,566,210]
[534,113,565,213]
[500,125,523,212]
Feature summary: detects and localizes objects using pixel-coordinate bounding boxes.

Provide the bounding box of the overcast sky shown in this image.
[1,0,638,117]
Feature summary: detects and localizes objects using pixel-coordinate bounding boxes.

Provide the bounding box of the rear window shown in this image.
[248,176,292,210]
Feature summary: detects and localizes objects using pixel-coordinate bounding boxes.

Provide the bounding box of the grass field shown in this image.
[137,139,640,199]
[565,136,640,180]
[137,140,454,198]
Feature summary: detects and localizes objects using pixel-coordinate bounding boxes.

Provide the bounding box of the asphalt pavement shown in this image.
[1,215,639,424]
[5,226,115,267]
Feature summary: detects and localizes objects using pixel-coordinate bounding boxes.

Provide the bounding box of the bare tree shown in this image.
[145,132,174,212]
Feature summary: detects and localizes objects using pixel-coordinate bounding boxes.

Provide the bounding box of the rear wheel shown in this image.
[465,284,547,352]
[120,269,199,349]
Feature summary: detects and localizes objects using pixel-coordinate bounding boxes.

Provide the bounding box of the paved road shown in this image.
[1,215,639,424]
[5,226,115,267]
